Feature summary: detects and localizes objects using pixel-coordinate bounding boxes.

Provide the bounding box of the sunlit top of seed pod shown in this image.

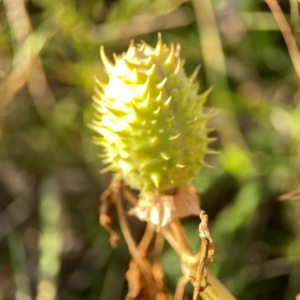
[91,33,216,194]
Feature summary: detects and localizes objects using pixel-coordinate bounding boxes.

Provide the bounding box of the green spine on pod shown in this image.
[91,34,215,194]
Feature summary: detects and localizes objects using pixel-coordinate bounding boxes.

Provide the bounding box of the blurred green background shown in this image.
[0,0,300,299]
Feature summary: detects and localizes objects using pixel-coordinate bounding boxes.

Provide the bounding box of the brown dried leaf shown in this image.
[99,181,122,248]
[193,210,214,300]
[125,259,170,300]
[173,185,200,219]
[126,259,146,300]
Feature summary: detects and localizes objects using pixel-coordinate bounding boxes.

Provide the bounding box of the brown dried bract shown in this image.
[129,185,200,228]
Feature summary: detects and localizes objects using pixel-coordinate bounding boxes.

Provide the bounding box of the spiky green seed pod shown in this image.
[92,34,215,194]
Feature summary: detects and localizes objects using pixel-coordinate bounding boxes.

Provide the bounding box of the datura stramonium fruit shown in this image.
[91,34,215,195]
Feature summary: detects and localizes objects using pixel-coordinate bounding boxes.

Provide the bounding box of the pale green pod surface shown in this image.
[92,34,215,194]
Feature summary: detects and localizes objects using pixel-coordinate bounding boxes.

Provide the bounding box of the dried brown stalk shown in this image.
[279,187,300,202]
[100,181,236,300]
[193,211,214,300]
[3,0,55,117]
[265,0,300,78]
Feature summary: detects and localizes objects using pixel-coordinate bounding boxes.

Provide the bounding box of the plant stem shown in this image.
[114,185,157,300]
[162,218,236,300]
[265,0,300,78]
[116,184,236,299]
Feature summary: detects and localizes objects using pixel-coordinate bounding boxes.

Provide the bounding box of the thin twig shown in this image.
[114,182,157,300]
[265,0,300,78]
[152,232,165,290]
[279,187,300,201]
[121,185,139,205]
[175,276,189,300]
[160,227,182,255]
[137,223,155,257]
[2,0,55,116]
[170,219,192,255]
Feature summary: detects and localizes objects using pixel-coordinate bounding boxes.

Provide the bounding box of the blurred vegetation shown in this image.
[0,0,300,299]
